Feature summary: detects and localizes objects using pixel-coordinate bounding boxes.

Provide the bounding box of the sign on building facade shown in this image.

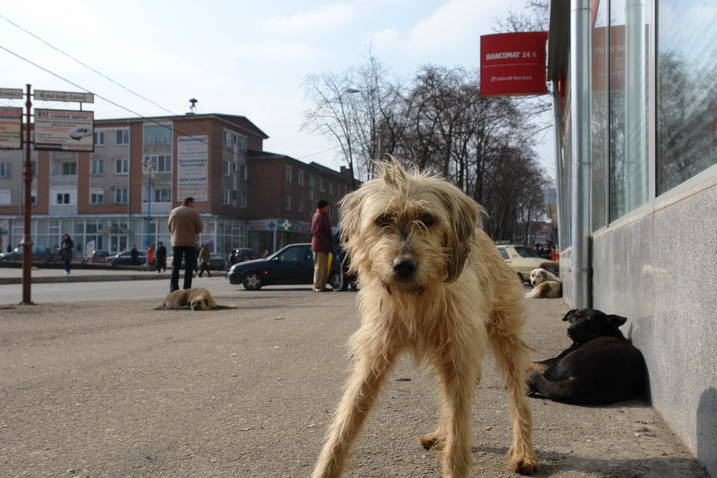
[480,32,548,97]
[0,107,22,149]
[177,135,208,201]
[34,109,94,152]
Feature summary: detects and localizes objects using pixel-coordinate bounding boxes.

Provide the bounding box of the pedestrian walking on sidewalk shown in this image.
[311,199,333,292]
[130,245,139,266]
[156,242,167,273]
[60,233,74,275]
[197,244,211,278]
[168,197,203,292]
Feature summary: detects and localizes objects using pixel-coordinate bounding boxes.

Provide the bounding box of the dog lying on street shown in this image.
[155,288,233,311]
[527,308,646,405]
[311,158,538,478]
[525,267,561,299]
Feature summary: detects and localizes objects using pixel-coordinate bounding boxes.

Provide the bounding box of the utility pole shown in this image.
[21,84,32,304]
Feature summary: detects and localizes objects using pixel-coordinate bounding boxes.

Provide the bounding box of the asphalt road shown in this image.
[0,286,708,477]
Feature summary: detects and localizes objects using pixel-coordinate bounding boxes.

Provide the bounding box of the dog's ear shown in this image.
[606,314,627,327]
[339,187,367,243]
[436,185,482,282]
[562,309,576,321]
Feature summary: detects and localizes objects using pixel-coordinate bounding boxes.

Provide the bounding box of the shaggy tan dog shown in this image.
[311,160,538,478]
[525,268,562,299]
[155,287,229,311]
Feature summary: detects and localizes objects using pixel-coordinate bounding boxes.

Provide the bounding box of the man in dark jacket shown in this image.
[156,241,167,273]
[311,199,332,292]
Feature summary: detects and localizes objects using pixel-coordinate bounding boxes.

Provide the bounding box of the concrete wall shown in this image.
[586,182,717,477]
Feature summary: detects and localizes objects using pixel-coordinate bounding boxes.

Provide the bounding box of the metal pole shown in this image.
[146,174,151,248]
[21,84,32,304]
[570,0,592,308]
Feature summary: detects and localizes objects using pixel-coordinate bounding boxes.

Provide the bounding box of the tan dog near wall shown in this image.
[311,159,538,478]
[525,268,562,299]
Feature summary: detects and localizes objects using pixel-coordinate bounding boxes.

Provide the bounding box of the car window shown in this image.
[514,246,541,258]
[278,246,303,262]
[498,248,509,259]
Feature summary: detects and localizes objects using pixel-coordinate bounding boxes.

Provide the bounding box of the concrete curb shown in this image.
[0,274,172,285]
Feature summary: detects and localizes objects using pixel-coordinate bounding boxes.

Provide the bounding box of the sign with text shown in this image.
[0,88,23,100]
[0,107,22,149]
[480,32,548,97]
[34,89,94,103]
[177,135,208,201]
[34,109,94,152]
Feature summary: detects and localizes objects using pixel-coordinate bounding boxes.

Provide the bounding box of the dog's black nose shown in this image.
[393,258,417,279]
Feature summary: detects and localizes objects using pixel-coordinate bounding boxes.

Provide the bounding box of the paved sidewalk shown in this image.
[0,266,196,284]
[0,292,709,477]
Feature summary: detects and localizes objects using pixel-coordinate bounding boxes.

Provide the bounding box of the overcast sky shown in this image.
[0,0,553,178]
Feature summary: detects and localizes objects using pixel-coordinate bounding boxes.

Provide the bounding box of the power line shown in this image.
[0,42,243,158]
[0,13,177,117]
[296,145,340,160]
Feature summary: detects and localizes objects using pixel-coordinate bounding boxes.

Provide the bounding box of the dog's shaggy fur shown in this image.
[525,268,561,299]
[311,160,538,478]
[155,287,229,311]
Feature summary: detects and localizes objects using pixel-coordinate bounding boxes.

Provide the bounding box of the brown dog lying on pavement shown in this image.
[155,288,234,311]
[526,308,646,405]
[525,268,562,299]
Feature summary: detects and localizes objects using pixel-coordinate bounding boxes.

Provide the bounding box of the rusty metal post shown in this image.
[21,84,32,304]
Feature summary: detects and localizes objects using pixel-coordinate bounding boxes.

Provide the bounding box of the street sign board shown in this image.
[0,107,23,149]
[0,88,23,100]
[480,32,548,97]
[34,89,94,103]
[34,109,94,152]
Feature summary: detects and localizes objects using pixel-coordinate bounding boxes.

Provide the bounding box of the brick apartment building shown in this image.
[0,113,352,258]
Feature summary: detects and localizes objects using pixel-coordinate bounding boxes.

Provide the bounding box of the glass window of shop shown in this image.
[591,0,609,231]
[609,0,650,221]
[657,0,717,193]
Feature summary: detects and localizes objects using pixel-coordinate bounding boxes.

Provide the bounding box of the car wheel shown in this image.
[242,272,262,290]
[329,271,343,291]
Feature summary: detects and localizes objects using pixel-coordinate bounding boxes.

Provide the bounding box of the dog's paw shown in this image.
[508,450,539,475]
[418,432,445,451]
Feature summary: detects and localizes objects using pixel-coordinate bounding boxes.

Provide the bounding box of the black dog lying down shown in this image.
[527,308,646,405]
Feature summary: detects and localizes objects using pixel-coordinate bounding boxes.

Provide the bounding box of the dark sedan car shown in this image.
[108,250,147,267]
[228,243,341,290]
[0,246,59,264]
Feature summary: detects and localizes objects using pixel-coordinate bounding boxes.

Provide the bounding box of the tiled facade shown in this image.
[0,113,352,257]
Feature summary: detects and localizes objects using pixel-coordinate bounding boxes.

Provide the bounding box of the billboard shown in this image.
[0,107,22,150]
[480,32,548,97]
[34,89,94,103]
[34,109,94,152]
[177,135,208,201]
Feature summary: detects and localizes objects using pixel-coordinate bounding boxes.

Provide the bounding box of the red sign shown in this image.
[480,32,548,97]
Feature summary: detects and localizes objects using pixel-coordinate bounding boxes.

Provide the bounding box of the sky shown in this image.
[0,0,554,178]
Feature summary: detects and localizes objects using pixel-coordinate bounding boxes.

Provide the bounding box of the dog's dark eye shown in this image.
[420,214,435,227]
[375,214,392,228]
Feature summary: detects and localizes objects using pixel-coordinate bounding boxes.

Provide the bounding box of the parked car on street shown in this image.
[228,243,342,290]
[234,248,258,262]
[207,253,227,271]
[496,243,558,283]
[0,246,59,264]
[108,250,147,267]
[82,249,110,264]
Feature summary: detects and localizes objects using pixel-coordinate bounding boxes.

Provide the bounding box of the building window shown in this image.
[154,189,171,202]
[156,155,171,172]
[116,129,129,145]
[608,0,649,220]
[94,131,104,146]
[90,190,104,204]
[329,181,333,195]
[298,197,304,212]
[0,189,11,205]
[224,159,231,176]
[223,190,231,205]
[656,0,717,194]
[114,188,129,204]
[61,162,77,176]
[285,165,292,183]
[309,174,315,189]
[224,131,232,147]
[239,138,248,153]
[298,170,304,186]
[143,124,172,144]
[240,191,247,208]
[91,159,104,175]
[0,163,10,177]
[115,158,129,175]
[31,193,36,205]
[320,177,326,192]
[56,192,71,205]
[240,164,247,181]
[284,193,292,210]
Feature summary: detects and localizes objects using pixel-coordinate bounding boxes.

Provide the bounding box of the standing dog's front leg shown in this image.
[312,333,396,478]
